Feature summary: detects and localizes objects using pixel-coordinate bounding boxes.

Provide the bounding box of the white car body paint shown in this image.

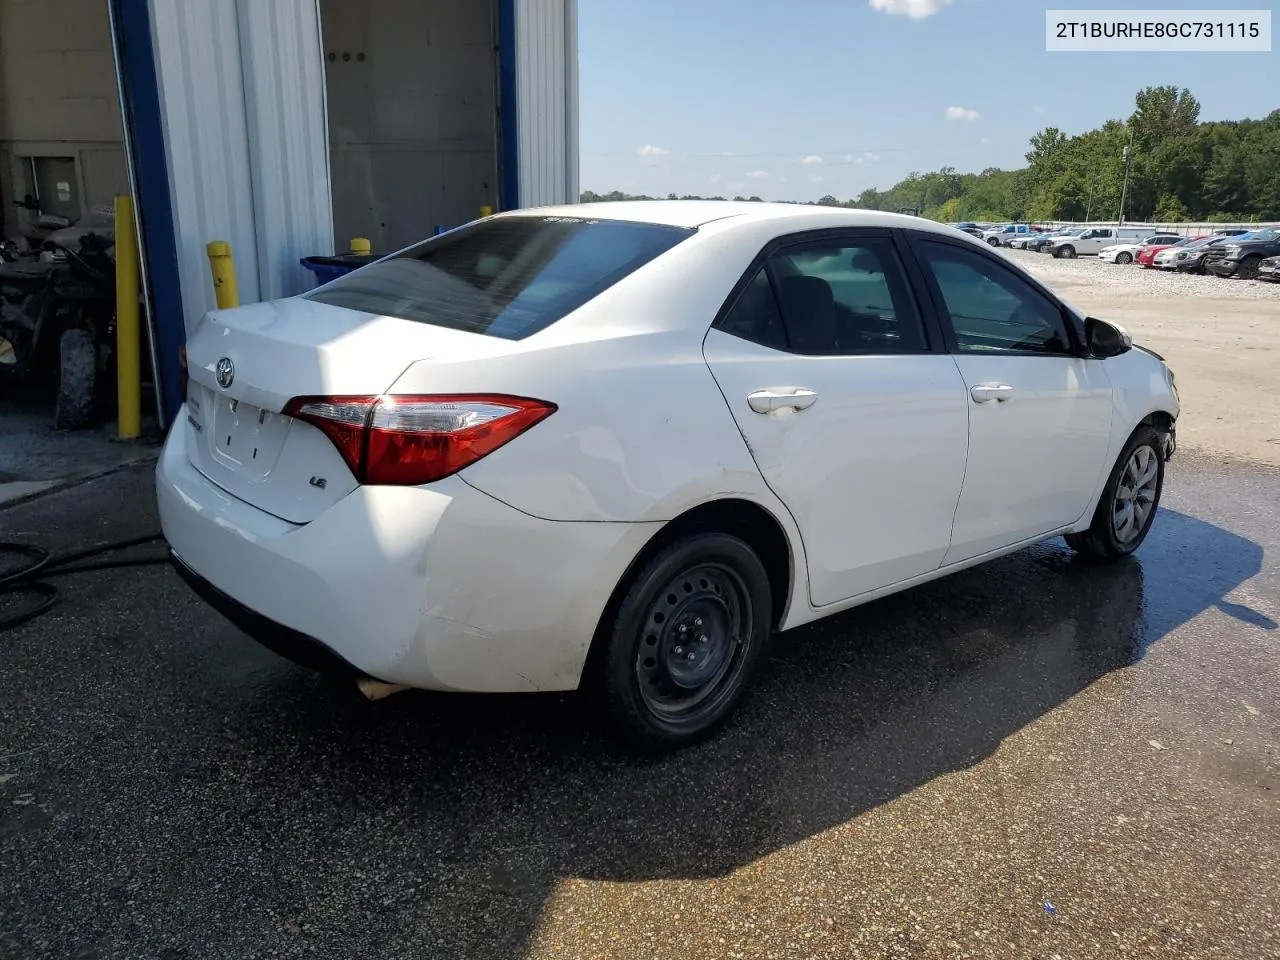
[157,201,1179,695]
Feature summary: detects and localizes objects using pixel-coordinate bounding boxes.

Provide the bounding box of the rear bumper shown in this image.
[170,550,373,679]
[157,406,659,693]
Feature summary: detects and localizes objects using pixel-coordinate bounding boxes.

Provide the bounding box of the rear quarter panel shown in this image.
[385,218,801,526]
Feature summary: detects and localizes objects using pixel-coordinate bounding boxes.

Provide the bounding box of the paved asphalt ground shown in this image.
[1,455,1277,960]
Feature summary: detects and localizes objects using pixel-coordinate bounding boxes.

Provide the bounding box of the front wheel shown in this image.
[590,533,772,751]
[1237,255,1261,280]
[1055,245,1076,259]
[54,328,97,430]
[1065,426,1166,560]
[1117,251,1133,264]
[987,237,1000,246]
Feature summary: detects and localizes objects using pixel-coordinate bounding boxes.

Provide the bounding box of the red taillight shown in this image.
[282,394,556,486]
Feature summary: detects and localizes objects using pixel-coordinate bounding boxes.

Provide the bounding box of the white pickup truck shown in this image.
[980,224,1033,246]
[1046,227,1149,258]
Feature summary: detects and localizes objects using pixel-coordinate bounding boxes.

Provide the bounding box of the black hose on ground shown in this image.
[0,534,167,631]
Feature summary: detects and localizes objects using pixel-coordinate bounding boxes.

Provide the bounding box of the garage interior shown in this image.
[320,0,501,252]
[0,0,157,490]
[0,0,127,249]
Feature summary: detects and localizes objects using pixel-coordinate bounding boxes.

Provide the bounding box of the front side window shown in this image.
[766,238,927,354]
[917,241,1073,355]
[306,216,693,339]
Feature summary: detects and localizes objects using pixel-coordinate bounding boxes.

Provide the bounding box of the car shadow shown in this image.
[169,507,1267,957]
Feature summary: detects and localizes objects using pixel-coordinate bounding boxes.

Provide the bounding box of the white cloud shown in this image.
[946,105,981,122]
[636,144,670,157]
[869,0,953,19]
[745,169,770,179]
[1033,105,1047,114]
[710,172,723,185]
[981,137,993,145]
[808,174,824,183]
[800,155,823,166]
[722,150,735,157]
[853,152,881,165]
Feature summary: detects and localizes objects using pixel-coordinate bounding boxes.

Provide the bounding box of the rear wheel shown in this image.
[1065,426,1165,560]
[54,328,96,430]
[591,533,771,751]
[1117,251,1133,264]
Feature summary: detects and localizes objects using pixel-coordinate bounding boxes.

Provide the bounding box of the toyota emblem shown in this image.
[215,357,235,389]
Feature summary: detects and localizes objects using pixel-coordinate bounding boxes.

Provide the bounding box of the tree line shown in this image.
[582,88,1280,223]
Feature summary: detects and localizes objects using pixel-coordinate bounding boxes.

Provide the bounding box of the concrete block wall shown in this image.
[0,0,128,234]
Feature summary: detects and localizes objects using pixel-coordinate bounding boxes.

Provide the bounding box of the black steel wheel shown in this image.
[591,532,772,750]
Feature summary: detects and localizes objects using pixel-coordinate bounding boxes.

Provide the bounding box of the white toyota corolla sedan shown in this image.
[158,202,1179,749]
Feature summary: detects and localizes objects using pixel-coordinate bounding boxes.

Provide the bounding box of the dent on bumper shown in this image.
[156,409,659,693]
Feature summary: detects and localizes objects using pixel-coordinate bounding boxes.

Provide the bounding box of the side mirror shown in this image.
[1085,316,1132,358]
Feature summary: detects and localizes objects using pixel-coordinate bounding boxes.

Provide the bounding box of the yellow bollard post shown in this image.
[114,195,142,439]
[479,205,493,217]
[349,237,371,255]
[205,241,240,309]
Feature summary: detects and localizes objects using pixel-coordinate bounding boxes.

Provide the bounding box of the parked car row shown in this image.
[947,221,1279,280]
[1102,228,1280,279]
[946,222,1052,245]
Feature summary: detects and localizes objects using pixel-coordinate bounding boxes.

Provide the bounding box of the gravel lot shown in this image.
[1004,247,1280,302]
[1002,249,1280,467]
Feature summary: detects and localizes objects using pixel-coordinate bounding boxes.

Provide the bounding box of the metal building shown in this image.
[1,0,578,426]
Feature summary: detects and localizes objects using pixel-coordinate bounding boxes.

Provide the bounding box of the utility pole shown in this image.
[1085,172,1101,222]
[1117,125,1134,227]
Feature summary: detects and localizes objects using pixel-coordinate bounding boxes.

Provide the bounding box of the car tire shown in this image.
[1065,425,1165,561]
[1236,255,1261,280]
[1055,245,1076,259]
[54,328,97,430]
[987,237,1000,246]
[1117,252,1133,264]
[590,532,772,751]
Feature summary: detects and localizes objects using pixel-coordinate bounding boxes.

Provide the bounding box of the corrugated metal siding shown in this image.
[514,0,576,207]
[148,0,331,333]
[237,0,332,300]
[149,0,258,331]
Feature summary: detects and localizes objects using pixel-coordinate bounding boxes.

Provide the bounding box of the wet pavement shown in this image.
[0,394,160,505]
[0,456,1277,959]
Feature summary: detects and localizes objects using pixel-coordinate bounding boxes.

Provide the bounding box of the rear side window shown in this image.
[305,216,693,339]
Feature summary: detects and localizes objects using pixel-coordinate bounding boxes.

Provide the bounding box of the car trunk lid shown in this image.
[182,297,511,523]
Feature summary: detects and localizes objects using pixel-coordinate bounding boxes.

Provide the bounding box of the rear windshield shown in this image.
[304,216,693,339]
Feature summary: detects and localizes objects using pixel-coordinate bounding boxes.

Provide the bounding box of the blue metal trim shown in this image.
[497,0,519,210]
[112,0,186,427]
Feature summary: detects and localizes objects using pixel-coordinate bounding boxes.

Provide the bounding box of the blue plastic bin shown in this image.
[299,252,382,287]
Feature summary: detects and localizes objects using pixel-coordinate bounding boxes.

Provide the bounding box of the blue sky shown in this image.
[577,0,1279,201]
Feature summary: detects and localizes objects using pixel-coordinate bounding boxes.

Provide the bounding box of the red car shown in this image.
[1136,235,1209,267]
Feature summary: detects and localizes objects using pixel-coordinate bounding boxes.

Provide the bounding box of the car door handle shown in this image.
[970,383,1014,404]
[747,388,818,414]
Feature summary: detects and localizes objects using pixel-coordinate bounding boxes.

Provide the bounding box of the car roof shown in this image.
[498,200,964,236]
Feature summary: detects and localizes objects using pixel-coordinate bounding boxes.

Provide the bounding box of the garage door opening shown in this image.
[0,0,159,487]
[320,0,501,254]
